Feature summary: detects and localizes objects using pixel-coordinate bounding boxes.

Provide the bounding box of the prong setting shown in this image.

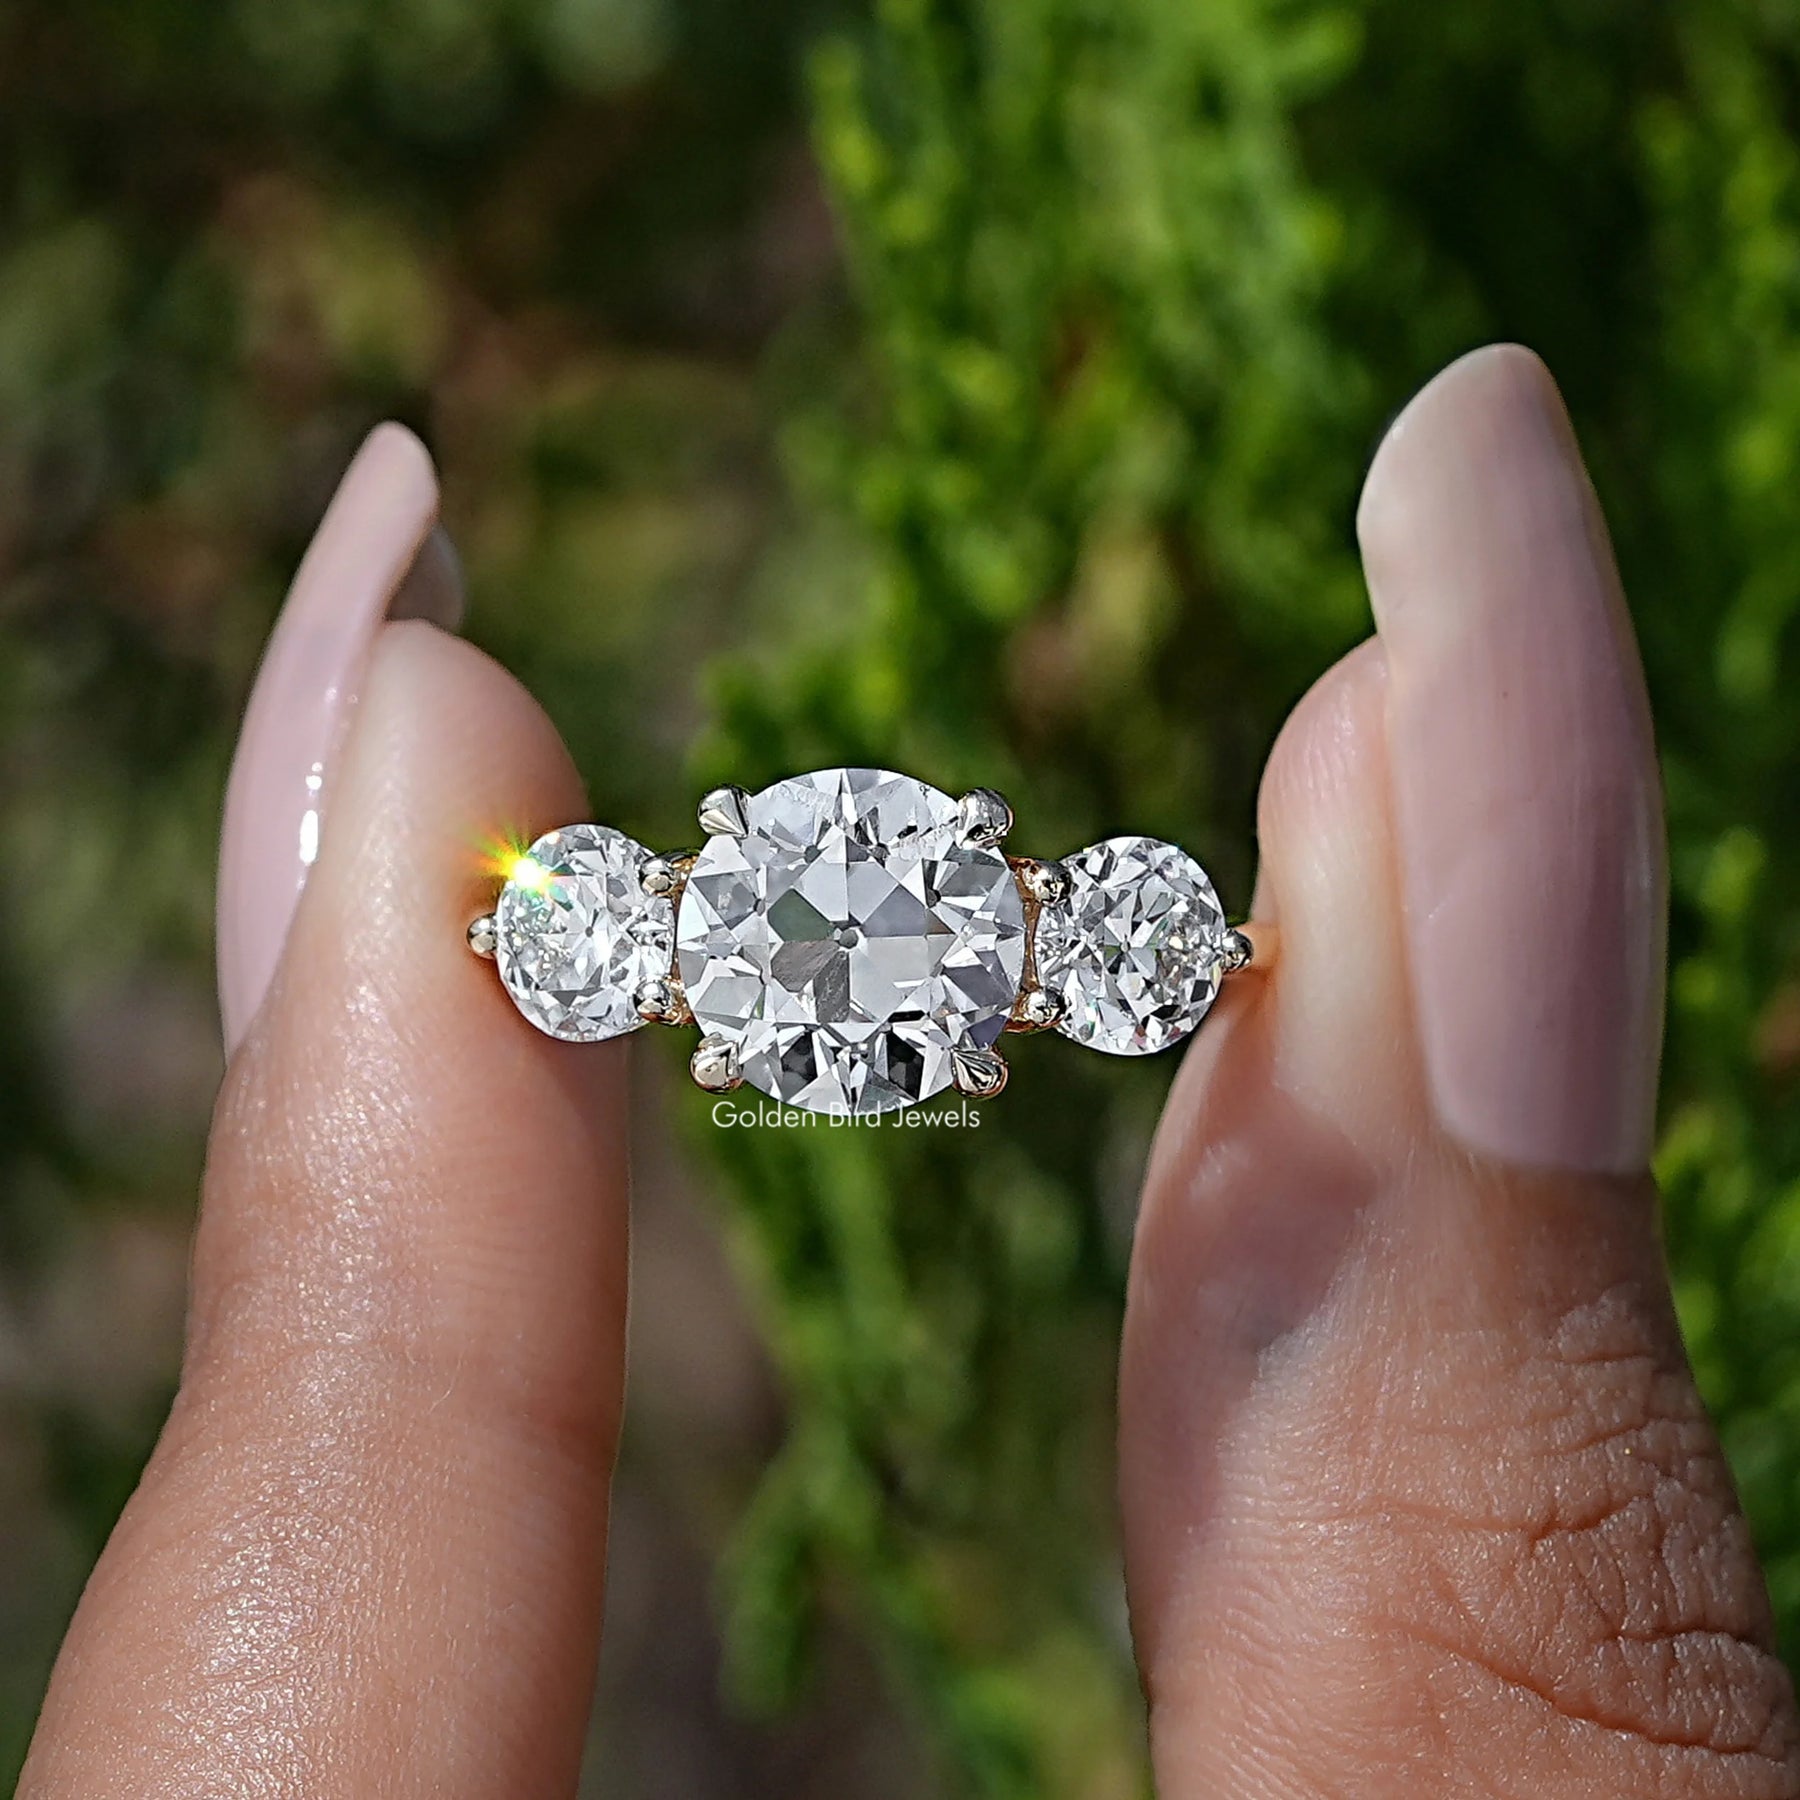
[640,854,681,899]
[950,1043,1009,1099]
[690,1033,744,1093]
[1017,857,1071,907]
[1220,926,1256,974]
[697,785,751,838]
[957,787,1014,848]
[473,773,1251,1106]
[1008,986,1065,1033]
[635,975,691,1026]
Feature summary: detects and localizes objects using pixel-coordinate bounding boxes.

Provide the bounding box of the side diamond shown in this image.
[1035,836,1227,1056]
[495,824,673,1042]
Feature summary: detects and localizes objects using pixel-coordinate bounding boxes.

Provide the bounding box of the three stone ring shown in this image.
[467,766,1273,1119]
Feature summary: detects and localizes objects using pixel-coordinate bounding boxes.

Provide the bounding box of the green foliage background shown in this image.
[5,0,1800,1792]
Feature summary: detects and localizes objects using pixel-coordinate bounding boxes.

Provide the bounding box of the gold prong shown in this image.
[698,786,751,838]
[1222,922,1277,974]
[956,788,1013,848]
[950,1044,1008,1098]
[1016,857,1070,907]
[690,1034,743,1092]
[1007,986,1064,1033]
[635,976,693,1026]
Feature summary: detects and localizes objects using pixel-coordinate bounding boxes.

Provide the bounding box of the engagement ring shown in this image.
[468,767,1271,1118]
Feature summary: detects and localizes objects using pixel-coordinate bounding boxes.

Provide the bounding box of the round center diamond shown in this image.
[677,769,1027,1116]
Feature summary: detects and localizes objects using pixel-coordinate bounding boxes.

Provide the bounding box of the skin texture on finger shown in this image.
[1121,350,1800,1797]
[22,623,626,1799]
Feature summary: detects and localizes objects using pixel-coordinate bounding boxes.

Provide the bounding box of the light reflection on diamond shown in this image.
[495,824,672,1042]
[676,768,1027,1116]
[1036,836,1227,1055]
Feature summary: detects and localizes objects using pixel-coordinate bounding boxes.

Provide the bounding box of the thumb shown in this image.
[24,432,629,1798]
[1120,348,1799,1797]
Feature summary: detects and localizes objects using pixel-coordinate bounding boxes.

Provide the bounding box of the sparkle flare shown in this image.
[495,824,673,1041]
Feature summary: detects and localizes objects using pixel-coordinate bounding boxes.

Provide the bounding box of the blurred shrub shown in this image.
[6,0,1800,1794]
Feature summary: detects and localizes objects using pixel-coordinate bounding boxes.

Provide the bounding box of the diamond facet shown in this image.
[1035,836,1228,1055]
[676,768,1028,1116]
[495,824,674,1042]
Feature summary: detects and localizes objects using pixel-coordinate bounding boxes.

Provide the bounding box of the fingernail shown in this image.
[389,524,465,629]
[1357,344,1667,1174]
[216,424,449,1054]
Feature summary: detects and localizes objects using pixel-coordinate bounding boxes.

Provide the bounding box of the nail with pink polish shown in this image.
[216,425,455,1054]
[1358,345,1667,1176]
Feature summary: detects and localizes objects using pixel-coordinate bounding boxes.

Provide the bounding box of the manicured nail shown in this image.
[1357,345,1667,1174]
[216,425,451,1053]
[390,524,465,629]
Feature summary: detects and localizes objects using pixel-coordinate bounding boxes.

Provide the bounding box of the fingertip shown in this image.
[1254,636,1389,865]
[1148,639,1402,1226]
[346,617,589,903]
[1250,638,1420,1149]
